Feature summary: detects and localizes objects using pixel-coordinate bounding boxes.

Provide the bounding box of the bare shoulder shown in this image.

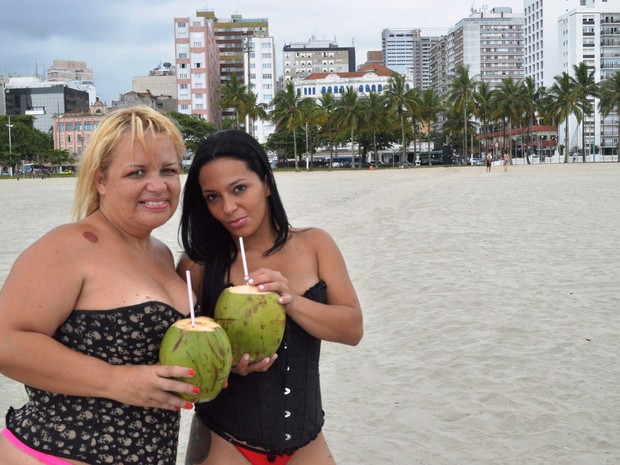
[290,226,336,247]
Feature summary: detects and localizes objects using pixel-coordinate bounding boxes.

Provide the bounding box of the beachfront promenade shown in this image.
[1,163,619,465]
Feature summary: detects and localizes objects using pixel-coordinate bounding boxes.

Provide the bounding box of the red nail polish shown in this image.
[192,386,200,394]
[188,369,195,376]
[185,402,193,409]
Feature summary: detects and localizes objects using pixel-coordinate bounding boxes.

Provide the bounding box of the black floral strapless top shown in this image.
[6,301,184,465]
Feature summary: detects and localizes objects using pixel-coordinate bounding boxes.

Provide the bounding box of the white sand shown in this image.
[1,163,620,465]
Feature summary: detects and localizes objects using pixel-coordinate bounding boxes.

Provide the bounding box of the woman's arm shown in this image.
[0,227,197,410]
[251,229,363,346]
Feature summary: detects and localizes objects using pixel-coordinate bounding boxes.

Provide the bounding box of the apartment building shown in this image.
[524,0,583,89]
[173,13,221,124]
[382,28,443,89]
[558,0,620,158]
[282,37,355,81]
[245,36,277,143]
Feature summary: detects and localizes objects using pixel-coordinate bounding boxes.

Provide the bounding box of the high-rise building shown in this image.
[173,13,221,124]
[382,28,443,89]
[447,7,525,88]
[282,37,355,81]
[524,0,583,89]
[557,0,620,159]
[244,36,277,143]
[174,10,270,125]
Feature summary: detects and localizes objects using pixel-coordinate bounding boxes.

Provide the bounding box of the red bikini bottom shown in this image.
[235,445,296,465]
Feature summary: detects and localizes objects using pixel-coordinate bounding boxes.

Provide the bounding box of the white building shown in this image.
[524,0,583,89]
[449,7,525,88]
[282,37,355,82]
[245,36,277,143]
[558,0,620,159]
[382,28,444,89]
[291,63,399,103]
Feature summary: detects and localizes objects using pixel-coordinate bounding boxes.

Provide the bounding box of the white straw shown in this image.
[239,236,249,280]
[185,269,196,326]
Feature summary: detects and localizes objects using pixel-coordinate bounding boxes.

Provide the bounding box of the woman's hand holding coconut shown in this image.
[109,364,200,410]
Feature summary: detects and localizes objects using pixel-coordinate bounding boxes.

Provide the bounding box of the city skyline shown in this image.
[0,0,523,104]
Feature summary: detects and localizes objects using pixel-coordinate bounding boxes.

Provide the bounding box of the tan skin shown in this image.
[177,157,363,465]
[0,134,198,465]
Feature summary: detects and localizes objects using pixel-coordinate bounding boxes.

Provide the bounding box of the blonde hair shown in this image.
[72,105,186,221]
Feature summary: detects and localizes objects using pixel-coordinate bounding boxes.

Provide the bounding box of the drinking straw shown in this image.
[185,269,195,326]
[239,236,249,280]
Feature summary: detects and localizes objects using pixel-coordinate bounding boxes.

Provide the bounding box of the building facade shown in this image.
[447,7,525,89]
[382,28,443,90]
[282,37,355,81]
[132,62,178,101]
[291,63,398,102]
[245,36,277,143]
[174,13,221,124]
[4,77,90,132]
[524,0,583,89]
[558,0,620,158]
[52,98,109,158]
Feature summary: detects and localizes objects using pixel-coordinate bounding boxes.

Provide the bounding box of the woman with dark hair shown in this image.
[178,129,363,465]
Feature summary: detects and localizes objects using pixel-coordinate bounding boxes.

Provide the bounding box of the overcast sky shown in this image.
[0,0,524,104]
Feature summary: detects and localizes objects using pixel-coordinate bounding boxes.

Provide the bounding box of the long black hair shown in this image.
[179,129,290,314]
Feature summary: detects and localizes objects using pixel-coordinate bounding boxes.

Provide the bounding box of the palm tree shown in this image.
[599,70,620,162]
[419,88,442,166]
[219,74,248,129]
[300,98,318,170]
[548,72,581,163]
[449,65,477,161]
[493,77,525,161]
[333,87,363,169]
[314,92,338,169]
[270,81,305,171]
[404,87,422,164]
[473,81,494,158]
[359,91,388,168]
[519,76,543,164]
[244,92,269,138]
[571,62,597,162]
[384,73,411,166]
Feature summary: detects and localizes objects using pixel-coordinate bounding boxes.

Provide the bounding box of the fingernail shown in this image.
[188,369,195,376]
[248,278,254,284]
[264,357,270,364]
[185,402,193,409]
[278,297,284,303]
[175,407,181,411]
[243,354,250,361]
[192,386,200,394]
[258,284,265,291]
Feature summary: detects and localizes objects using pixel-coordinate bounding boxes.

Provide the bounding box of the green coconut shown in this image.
[159,316,232,403]
[214,284,286,365]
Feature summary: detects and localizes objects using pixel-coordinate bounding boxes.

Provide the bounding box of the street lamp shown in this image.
[6,116,13,154]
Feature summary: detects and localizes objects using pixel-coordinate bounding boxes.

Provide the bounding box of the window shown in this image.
[66,123,74,131]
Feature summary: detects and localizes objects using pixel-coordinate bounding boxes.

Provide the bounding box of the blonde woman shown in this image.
[0,106,197,465]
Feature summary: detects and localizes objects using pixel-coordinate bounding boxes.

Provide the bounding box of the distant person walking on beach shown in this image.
[503,152,510,172]
[0,106,198,465]
[486,153,492,173]
[178,129,363,465]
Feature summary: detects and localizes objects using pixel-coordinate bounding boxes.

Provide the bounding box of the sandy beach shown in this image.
[1,163,619,465]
